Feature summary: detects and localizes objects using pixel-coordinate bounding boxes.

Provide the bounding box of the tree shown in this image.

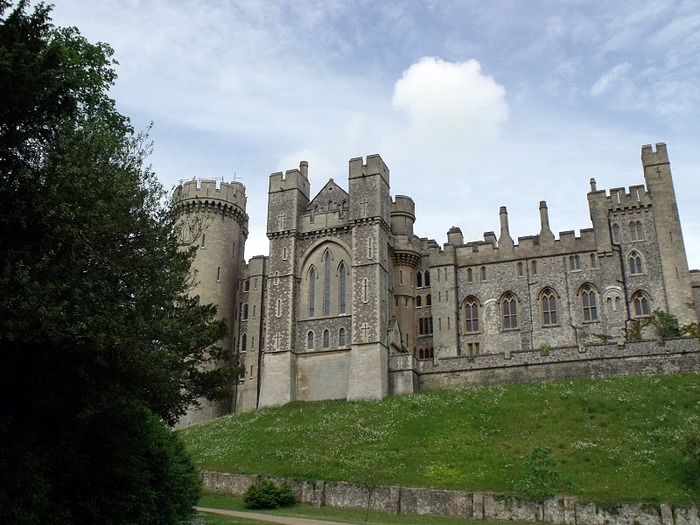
[0,2,230,523]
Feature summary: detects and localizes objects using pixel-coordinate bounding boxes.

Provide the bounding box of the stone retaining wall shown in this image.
[202,471,700,525]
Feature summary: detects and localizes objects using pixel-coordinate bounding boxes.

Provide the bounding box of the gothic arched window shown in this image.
[580,284,599,322]
[463,296,479,333]
[339,327,346,347]
[629,251,643,275]
[631,291,651,318]
[323,251,331,316]
[241,333,247,352]
[307,331,314,350]
[501,293,518,330]
[417,271,423,288]
[338,261,347,314]
[308,267,316,317]
[540,288,558,326]
[630,220,644,241]
[323,329,330,348]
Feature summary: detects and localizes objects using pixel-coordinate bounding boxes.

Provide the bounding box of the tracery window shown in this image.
[580,284,599,322]
[629,221,644,241]
[631,291,651,318]
[540,288,558,326]
[463,296,479,333]
[501,293,518,330]
[629,251,643,275]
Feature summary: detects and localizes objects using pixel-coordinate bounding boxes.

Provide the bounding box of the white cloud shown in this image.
[386,57,508,171]
[590,63,632,97]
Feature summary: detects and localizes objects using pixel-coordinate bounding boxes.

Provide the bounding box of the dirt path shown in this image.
[195,506,356,525]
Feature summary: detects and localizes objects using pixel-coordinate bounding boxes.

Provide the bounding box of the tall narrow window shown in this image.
[416,295,422,307]
[308,267,316,317]
[631,291,651,318]
[282,247,288,260]
[367,238,373,259]
[590,253,597,268]
[517,262,524,276]
[501,293,518,330]
[232,241,236,256]
[242,304,248,320]
[307,331,314,349]
[323,252,331,316]
[580,284,598,322]
[362,278,368,303]
[426,294,432,306]
[629,251,643,275]
[216,266,221,282]
[541,288,558,326]
[569,255,581,270]
[480,266,487,281]
[339,262,347,314]
[339,327,346,346]
[531,260,538,275]
[201,234,205,248]
[630,220,644,241]
[467,268,473,283]
[424,271,430,286]
[323,329,330,348]
[275,299,281,318]
[464,296,479,333]
[417,271,423,287]
[612,223,620,243]
[399,270,403,285]
[241,333,247,352]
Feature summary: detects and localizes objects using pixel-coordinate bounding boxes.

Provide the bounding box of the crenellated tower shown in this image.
[173,179,248,426]
[641,143,695,324]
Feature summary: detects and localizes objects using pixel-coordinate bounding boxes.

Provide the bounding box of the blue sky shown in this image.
[50,0,700,268]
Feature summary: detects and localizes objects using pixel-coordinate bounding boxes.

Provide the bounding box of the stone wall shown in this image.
[202,471,700,525]
[390,338,700,394]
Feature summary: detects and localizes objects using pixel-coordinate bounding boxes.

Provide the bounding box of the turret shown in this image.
[498,206,514,251]
[173,179,249,427]
[538,201,555,243]
[641,143,694,324]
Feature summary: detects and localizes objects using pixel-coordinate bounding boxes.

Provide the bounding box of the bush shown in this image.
[243,479,297,509]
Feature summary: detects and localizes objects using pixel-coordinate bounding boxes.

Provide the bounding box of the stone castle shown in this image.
[174,143,700,426]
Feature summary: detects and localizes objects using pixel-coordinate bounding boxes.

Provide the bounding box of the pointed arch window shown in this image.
[630,220,644,241]
[501,293,518,330]
[241,333,247,352]
[426,294,432,306]
[323,329,330,348]
[517,262,524,276]
[307,331,314,350]
[323,251,331,316]
[540,288,558,326]
[338,261,347,314]
[308,267,316,317]
[629,251,643,275]
[463,296,479,333]
[580,284,599,322]
[590,253,597,268]
[480,266,487,281]
[424,271,430,286]
[467,268,473,283]
[416,295,422,307]
[339,327,346,347]
[417,271,423,288]
[531,260,538,275]
[631,291,651,318]
[612,223,621,243]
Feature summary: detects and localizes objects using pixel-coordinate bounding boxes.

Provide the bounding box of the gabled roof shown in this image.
[307,179,349,213]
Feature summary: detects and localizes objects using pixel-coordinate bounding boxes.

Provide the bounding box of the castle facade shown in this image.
[175,143,700,426]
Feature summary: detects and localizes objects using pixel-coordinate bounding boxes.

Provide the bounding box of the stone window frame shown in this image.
[424,270,431,287]
[462,295,480,334]
[416,295,422,308]
[418,347,434,360]
[531,260,538,275]
[323,329,330,348]
[241,332,247,353]
[540,287,559,327]
[631,290,651,318]
[569,254,581,271]
[628,250,644,275]
[338,327,347,347]
[500,292,519,331]
[307,330,314,350]
[611,223,621,244]
[579,283,600,323]
[480,266,487,282]
[517,261,524,277]
[629,220,644,242]
[467,267,473,283]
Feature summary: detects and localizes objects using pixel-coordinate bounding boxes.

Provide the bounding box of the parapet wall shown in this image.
[394,338,700,392]
[202,471,700,525]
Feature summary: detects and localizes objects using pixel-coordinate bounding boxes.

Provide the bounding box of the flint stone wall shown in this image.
[202,471,699,525]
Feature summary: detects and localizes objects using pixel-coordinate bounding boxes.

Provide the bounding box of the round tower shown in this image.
[391,196,420,353]
[173,179,248,426]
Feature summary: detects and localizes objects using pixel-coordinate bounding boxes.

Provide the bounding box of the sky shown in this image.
[48,0,700,269]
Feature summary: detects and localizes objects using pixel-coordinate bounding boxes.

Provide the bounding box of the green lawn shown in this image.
[181,374,700,506]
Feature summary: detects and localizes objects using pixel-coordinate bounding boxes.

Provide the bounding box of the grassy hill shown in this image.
[180,374,700,506]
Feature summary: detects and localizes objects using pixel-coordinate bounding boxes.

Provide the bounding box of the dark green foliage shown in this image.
[681,431,700,486]
[0,2,229,523]
[242,479,297,509]
[515,446,576,502]
[649,309,681,339]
